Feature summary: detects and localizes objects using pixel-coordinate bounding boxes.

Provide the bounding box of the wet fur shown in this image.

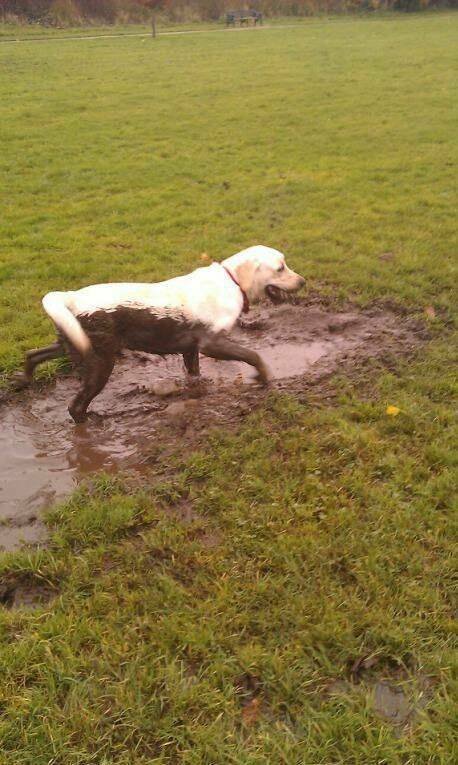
[15,246,304,422]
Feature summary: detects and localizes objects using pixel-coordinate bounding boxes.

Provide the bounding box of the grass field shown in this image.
[0,13,457,764]
[0,20,220,41]
[0,15,372,41]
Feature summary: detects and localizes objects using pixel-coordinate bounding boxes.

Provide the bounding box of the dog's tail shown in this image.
[42,291,92,355]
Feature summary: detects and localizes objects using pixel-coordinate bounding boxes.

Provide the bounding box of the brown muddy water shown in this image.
[0,303,424,550]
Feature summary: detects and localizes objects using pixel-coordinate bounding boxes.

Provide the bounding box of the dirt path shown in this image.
[0,301,426,551]
[0,24,302,46]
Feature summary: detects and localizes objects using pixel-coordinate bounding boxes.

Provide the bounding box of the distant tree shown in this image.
[77,1,118,22]
[138,0,165,36]
[1,0,455,26]
[1,1,51,21]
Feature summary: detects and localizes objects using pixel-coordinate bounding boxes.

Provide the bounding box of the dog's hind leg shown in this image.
[12,341,65,389]
[68,353,115,423]
[199,336,271,385]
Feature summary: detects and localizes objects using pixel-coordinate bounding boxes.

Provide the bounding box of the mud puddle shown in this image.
[0,302,424,550]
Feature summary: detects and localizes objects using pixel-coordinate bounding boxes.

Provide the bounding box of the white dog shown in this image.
[16,245,304,422]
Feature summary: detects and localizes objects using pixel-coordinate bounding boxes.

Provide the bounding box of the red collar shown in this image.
[222,266,250,314]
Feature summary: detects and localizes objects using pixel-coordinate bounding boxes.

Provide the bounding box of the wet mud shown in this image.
[0,302,425,551]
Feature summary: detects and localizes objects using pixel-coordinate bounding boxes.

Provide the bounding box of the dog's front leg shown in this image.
[182,348,200,377]
[199,335,271,385]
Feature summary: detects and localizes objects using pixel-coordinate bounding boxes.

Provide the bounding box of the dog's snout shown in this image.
[297,276,306,288]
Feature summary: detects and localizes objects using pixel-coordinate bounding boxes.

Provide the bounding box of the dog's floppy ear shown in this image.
[235,260,257,294]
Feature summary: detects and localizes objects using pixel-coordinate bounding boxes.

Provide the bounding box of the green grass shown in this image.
[0,20,221,41]
[0,16,381,41]
[0,15,312,42]
[0,13,457,764]
[1,12,456,374]
[0,22,146,39]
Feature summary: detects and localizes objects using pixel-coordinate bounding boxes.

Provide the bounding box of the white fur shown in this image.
[42,245,303,355]
[42,292,92,354]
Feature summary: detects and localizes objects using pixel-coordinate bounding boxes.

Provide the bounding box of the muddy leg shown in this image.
[13,341,65,389]
[183,347,200,377]
[68,353,115,423]
[200,335,271,384]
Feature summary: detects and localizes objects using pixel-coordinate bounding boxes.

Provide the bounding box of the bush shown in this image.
[45,0,82,24]
[0,0,455,25]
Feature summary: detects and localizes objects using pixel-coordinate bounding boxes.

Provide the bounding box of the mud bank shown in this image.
[0,302,425,551]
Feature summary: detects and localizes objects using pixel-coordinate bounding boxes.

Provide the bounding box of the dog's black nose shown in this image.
[298,276,306,288]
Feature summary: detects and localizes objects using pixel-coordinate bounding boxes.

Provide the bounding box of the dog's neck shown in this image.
[222,266,250,314]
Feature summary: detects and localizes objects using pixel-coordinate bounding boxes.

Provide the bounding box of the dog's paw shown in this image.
[239,318,267,332]
[255,365,272,387]
[68,406,88,424]
[186,374,209,395]
[10,372,31,391]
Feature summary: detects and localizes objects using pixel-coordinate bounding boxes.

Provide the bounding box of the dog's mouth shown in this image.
[265,284,290,304]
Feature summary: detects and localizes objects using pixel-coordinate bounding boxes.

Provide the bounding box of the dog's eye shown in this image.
[277,264,285,272]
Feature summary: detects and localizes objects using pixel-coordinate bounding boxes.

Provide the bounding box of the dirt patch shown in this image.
[190,528,222,549]
[0,301,426,551]
[0,572,57,610]
[324,651,436,730]
[325,672,435,730]
[373,680,412,724]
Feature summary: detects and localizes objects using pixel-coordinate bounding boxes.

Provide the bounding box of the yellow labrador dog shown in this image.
[16,245,304,422]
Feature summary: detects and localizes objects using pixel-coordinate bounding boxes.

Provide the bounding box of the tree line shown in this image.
[0,0,455,26]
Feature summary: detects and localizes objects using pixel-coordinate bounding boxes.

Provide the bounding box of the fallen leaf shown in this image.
[241,697,261,726]
[424,305,436,320]
[386,405,400,417]
[200,253,209,262]
[379,251,395,262]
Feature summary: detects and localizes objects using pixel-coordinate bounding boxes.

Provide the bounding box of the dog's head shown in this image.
[223,245,305,304]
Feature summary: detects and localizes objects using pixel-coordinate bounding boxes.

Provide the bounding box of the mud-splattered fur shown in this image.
[16,245,304,422]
